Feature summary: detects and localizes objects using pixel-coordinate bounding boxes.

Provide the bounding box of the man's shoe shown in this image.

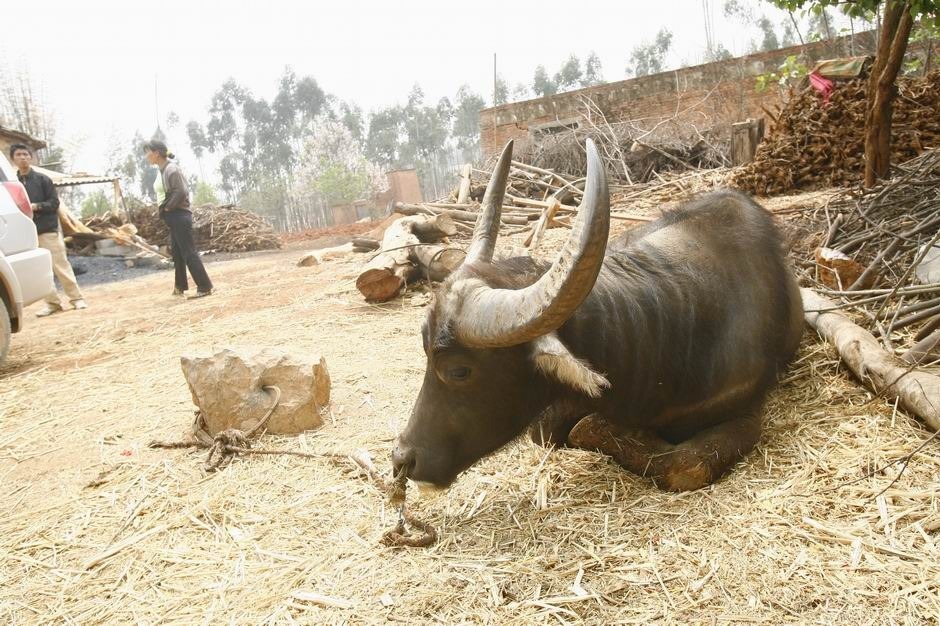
[72,300,88,310]
[36,304,64,317]
[189,289,213,299]
[172,288,186,297]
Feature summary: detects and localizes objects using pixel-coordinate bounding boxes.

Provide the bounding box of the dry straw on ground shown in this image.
[1,189,938,624]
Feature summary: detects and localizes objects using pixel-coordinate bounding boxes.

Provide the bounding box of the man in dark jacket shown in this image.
[143,140,213,297]
[10,144,87,316]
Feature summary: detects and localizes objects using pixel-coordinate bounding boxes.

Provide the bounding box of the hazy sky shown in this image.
[2,0,816,176]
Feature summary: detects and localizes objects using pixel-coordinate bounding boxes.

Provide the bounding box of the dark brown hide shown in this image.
[393,190,803,490]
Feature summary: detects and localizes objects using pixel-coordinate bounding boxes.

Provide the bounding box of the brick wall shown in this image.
[479,33,876,157]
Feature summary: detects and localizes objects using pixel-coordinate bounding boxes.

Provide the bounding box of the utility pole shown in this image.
[492,53,498,147]
[702,0,715,58]
[493,53,497,106]
[154,73,161,132]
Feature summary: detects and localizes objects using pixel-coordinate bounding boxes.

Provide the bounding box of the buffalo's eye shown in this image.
[447,365,471,381]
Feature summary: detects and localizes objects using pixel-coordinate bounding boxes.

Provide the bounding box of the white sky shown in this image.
[2,0,824,179]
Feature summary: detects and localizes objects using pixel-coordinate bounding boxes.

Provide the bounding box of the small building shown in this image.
[0,125,47,160]
[31,165,125,218]
[1,126,126,219]
[385,169,423,204]
[329,169,425,226]
[329,200,373,226]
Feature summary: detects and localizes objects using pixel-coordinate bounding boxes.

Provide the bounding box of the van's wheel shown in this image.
[0,298,10,366]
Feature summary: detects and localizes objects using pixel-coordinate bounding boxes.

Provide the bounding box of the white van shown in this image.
[0,152,55,365]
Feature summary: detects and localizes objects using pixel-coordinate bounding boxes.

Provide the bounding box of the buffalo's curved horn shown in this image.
[465,140,514,265]
[454,139,610,348]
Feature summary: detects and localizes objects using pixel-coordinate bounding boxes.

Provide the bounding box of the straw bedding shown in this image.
[1,194,938,624]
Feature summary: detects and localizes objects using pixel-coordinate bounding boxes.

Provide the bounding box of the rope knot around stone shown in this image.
[204,428,253,471]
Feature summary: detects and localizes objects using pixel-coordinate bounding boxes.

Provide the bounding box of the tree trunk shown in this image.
[352,237,380,251]
[802,288,940,431]
[902,328,940,365]
[456,164,472,204]
[411,245,466,282]
[864,1,914,188]
[355,215,459,302]
[394,202,530,226]
[297,242,356,267]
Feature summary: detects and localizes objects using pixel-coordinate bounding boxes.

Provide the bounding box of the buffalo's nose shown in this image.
[391,443,416,478]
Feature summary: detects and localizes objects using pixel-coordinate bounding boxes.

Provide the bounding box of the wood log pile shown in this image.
[122,204,282,253]
[299,160,607,302]
[804,149,940,361]
[394,159,655,242]
[505,93,730,186]
[313,157,664,304]
[732,70,940,196]
[391,160,583,241]
[317,145,715,304]
[518,133,728,186]
[296,213,464,302]
[355,215,463,302]
[63,210,167,259]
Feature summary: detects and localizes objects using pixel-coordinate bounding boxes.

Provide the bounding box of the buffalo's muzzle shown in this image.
[391,441,416,479]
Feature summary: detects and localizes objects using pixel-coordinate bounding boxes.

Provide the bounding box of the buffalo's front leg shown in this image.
[528,398,593,447]
[567,413,761,491]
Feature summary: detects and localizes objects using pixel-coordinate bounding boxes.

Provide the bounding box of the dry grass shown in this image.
[1,194,939,624]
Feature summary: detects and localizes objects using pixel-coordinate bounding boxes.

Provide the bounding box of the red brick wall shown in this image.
[479,33,877,157]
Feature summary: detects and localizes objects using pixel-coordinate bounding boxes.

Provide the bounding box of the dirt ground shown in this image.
[1,198,938,624]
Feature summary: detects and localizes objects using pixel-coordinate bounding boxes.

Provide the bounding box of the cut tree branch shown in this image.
[802,288,940,431]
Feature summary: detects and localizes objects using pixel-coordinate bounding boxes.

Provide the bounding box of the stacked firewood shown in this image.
[191,205,281,252]
[392,161,580,238]
[732,71,940,195]
[63,211,166,258]
[309,161,592,303]
[330,159,656,303]
[127,204,282,253]
[393,157,660,248]
[808,149,940,360]
[518,133,728,185]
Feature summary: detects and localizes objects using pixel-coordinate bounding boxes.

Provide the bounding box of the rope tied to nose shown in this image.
[149,386,436,548]
[379,472,437,548]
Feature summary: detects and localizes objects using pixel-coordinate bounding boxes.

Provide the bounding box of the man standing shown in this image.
[9,144,87,317]
[143,140,213,297]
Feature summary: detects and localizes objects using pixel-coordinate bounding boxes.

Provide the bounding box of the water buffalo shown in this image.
[392,139,803,492]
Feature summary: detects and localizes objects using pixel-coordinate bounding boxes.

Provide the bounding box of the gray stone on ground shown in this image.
[180,347,330,436]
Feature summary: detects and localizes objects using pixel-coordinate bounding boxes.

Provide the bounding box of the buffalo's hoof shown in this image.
[656,451,713,492]
[567,414,619,453]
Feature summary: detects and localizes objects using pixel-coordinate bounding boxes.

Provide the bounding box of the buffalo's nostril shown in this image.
[391,444,416,478]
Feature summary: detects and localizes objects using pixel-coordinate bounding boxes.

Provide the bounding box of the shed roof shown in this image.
[32,164,118,187]
[0,125,47,150]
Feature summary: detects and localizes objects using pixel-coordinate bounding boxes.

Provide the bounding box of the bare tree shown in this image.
[0,64,61,168]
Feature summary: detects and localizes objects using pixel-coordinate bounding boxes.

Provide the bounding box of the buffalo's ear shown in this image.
[529,333,609,398]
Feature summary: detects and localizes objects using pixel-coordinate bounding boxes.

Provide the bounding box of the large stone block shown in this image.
[180,347,330,436]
